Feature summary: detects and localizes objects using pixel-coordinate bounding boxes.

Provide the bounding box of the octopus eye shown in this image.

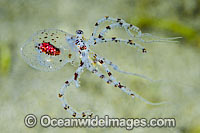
[76,30,84,34]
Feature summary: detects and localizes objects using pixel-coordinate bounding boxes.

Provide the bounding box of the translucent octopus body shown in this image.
[21,16,180,118]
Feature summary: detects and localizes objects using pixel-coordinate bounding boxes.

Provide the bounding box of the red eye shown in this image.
[37,42,61,56]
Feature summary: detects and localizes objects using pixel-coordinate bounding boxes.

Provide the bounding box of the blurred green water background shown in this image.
[0,0,200,132]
